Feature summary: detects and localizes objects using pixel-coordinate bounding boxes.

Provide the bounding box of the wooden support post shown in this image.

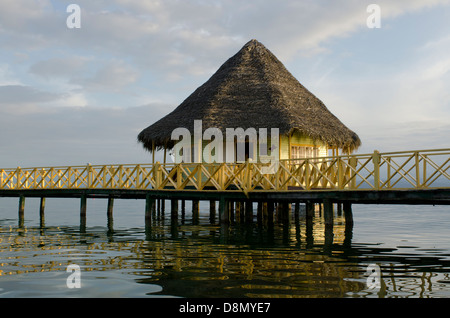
[306,201,314,219]
[343,202,353,247]
[219,196,230,224]
[323,198,333,229]
[267,201,274,225]
[210,200,216,224]
[343,202,353,225]
[107,197,114,232]
[337,202,342,216]
[229,201,234,223]
[235,201,241,223]
[107,197,114,218]
[39,197,46,228]
[257,202,263,224]
[18,195,25,228]
[80,195,87,231]
[181,200,186,222]
[305,209,314,248]
[245,201,253,223]
[192,200,199,224]
[262,202,268,224]
[171,199,178,220]
[294,202,300,225]
[145,194,155,224]
[278,202,290,225]
[294,202,299,217]
[80,195,87,216]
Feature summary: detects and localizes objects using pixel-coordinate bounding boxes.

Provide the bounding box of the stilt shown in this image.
[219,196,230,224]
[245,201,253,223]
[145,194,155,224]
[228,201,234,223]
[209,200,216,223]
[181,200,186,222]
[323,198,333,229]
[294,202,300,219]
[262,202,268,224]
[171,199,178,220]
[39,197,46,228]
[344,202,354,247]
[18,195,25,228]
[235,201,242,223]
[343,202,353,225]
[80,195,87,231]
[337,202,342,216]
[324,225,334,249]
[107,197,114,233]
[107,197,114,218]
[305,201,314,219]
[192,200,199,224]
[280,202,290,225]
[161,199,165,215]
[267,201,274,225]
[257,202,263,224]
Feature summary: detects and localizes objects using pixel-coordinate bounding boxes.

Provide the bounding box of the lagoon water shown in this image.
[0,197,449,298]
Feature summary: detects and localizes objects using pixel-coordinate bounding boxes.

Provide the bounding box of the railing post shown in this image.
[176,164,182,190]
[118,165,124,189]
[305,159,310,190]
[415,152,421,188]
[245,159,252,192]
[337,157,344,189]
[349,156,357,189]
[87,164,92,188]
[198,163,202,190]
[16,167,21,189]
[373,150,381,190]
[154,162,161,189]
[423,154,427,188]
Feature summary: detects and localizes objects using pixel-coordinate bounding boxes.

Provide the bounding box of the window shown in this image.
[291,146,320,163]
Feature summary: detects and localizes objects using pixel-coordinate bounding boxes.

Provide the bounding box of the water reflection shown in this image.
[1,209,450,298]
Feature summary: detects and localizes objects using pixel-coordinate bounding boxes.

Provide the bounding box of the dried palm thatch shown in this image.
[138,39,361,153]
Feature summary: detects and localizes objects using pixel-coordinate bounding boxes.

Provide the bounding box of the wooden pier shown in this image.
[1,149,449,230]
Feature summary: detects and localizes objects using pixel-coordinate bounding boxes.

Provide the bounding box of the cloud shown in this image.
[0,103,171,167]
[29,56,91,80]
[70,60,140,92]
[0,84,62,104]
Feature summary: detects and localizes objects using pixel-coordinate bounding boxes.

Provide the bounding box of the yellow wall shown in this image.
[280,131,328,160]
[172,131,329,163]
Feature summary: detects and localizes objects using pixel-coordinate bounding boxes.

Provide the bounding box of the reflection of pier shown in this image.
[2,217,450,298]
[0,149,449,233]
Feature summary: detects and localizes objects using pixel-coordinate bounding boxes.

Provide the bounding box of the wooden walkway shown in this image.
[1,149,449,228]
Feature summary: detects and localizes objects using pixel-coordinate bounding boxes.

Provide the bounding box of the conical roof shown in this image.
[138,39,361,152]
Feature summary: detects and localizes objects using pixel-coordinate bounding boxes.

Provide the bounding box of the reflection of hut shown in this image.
[138,39,360,163]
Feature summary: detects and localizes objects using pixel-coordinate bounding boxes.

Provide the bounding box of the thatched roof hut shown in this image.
[138,39,361,158]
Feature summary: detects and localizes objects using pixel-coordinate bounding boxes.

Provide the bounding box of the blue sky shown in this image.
[0,0,449,167]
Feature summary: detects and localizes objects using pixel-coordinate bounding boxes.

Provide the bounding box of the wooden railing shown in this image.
[1,149,449,192]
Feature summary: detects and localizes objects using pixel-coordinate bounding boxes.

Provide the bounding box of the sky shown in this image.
[0,0,449,168]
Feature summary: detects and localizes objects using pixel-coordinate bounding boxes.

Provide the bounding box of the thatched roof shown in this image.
[138,39,361,153]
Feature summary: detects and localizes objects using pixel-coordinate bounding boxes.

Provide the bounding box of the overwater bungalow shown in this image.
[138,39,360,165]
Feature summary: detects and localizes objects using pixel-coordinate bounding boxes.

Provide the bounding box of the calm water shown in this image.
[0,197,449,298]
